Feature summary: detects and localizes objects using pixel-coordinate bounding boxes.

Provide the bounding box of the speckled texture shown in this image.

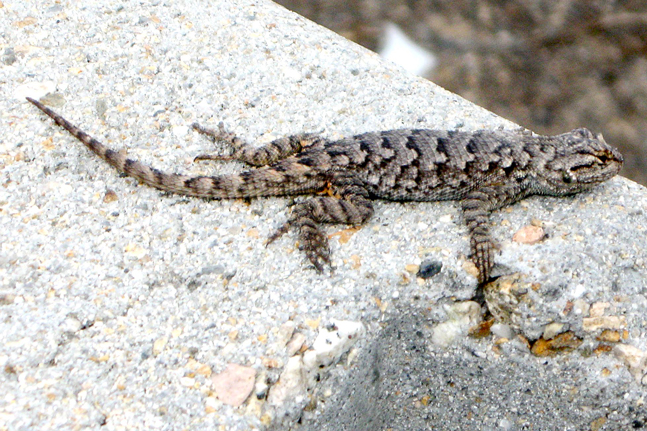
[1,0,646,430]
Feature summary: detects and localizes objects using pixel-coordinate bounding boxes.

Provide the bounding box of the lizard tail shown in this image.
[27,97,321,198]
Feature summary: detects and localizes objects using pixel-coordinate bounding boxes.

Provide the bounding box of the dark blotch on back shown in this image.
[435,137,450,157]
[380,135,394,150]
[503,163,516,176]
[124,159,137,170]
[327,148,348,157]
[151,167,166,185]
[405,135,421,157]
[466,138,479,154]
[296,156,316,167]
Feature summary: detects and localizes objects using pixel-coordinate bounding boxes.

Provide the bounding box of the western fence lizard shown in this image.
[26,97,623,284]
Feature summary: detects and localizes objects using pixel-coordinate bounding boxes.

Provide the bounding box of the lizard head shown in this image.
[540,128,623,195]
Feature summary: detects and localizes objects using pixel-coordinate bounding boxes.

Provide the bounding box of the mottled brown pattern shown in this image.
[27,97,623,283]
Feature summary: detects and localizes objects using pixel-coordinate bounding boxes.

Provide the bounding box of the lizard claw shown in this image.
[266,221,292,246]
[193,154,233,163]
[266,220,331,273]
[298,222,331,273]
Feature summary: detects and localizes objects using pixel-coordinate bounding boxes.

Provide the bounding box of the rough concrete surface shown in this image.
[1,1,646,430]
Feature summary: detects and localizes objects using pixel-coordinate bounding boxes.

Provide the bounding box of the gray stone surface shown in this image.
[1,0,646,430]
[308,310,646,430]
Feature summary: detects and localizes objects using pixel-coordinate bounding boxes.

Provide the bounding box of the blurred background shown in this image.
[275,0,647,186]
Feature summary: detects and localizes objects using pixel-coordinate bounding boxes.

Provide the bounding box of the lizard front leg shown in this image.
[461,183,526,284]
[268,172,374,272]
[192,122,326,167]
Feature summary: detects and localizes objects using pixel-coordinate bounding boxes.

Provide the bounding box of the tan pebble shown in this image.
[205,396,219,413]
[613,344,645,369]
[330,227,359,244]
[596,330,621,343]
[593,344,613,355]
[103,189,118,203]
[286,333,306,357]
[591,416,607,431]
[462,260,479,279]
[512,225,545,244]
[40,136,55,150]
[531,332,582,357]
[124,243,147,258]
[572,299,590,316]
[582,316,625,331]
[468,318,494,339]
[399,271,412,285]
[15,17,37,27]
[405,264,420,274]
[197,364,212,377]
[373,297,388,313]
[305,318,320,329]
[261,357,280,368]
[115,375,126,390]
[153,337,168,356]
[277,321,296,347]
[260,413,273,425]
[542,322,565,340]
[211,363,256,407]
[589,302,610,317]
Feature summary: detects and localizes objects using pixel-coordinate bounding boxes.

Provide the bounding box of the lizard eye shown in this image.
[570,161,594,172]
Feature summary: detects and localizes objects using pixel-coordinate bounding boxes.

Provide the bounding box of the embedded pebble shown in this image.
[613,344,645,370]
[582,316,626,332]
[490,323,514,340]
[431,301,482,347]
[267,356,307,406]
[589,302,610,317]
[417,260,442,279]
[302,320,364,371]
[542,322,566,340]
[277,321,296,348]
[211,363,256,407]
[512,225,545,244]
[531,332,582,357]
[286,333,307,357]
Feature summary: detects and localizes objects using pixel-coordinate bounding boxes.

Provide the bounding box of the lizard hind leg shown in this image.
[192,122,327,167]
[267,172,374,272]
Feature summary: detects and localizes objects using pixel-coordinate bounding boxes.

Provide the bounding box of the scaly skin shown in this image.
[27,97,623,283]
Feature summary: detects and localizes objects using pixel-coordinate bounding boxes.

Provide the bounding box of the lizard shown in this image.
[26,96,623,284]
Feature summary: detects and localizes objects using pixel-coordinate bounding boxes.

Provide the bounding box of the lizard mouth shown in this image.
[566,149,623,184]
